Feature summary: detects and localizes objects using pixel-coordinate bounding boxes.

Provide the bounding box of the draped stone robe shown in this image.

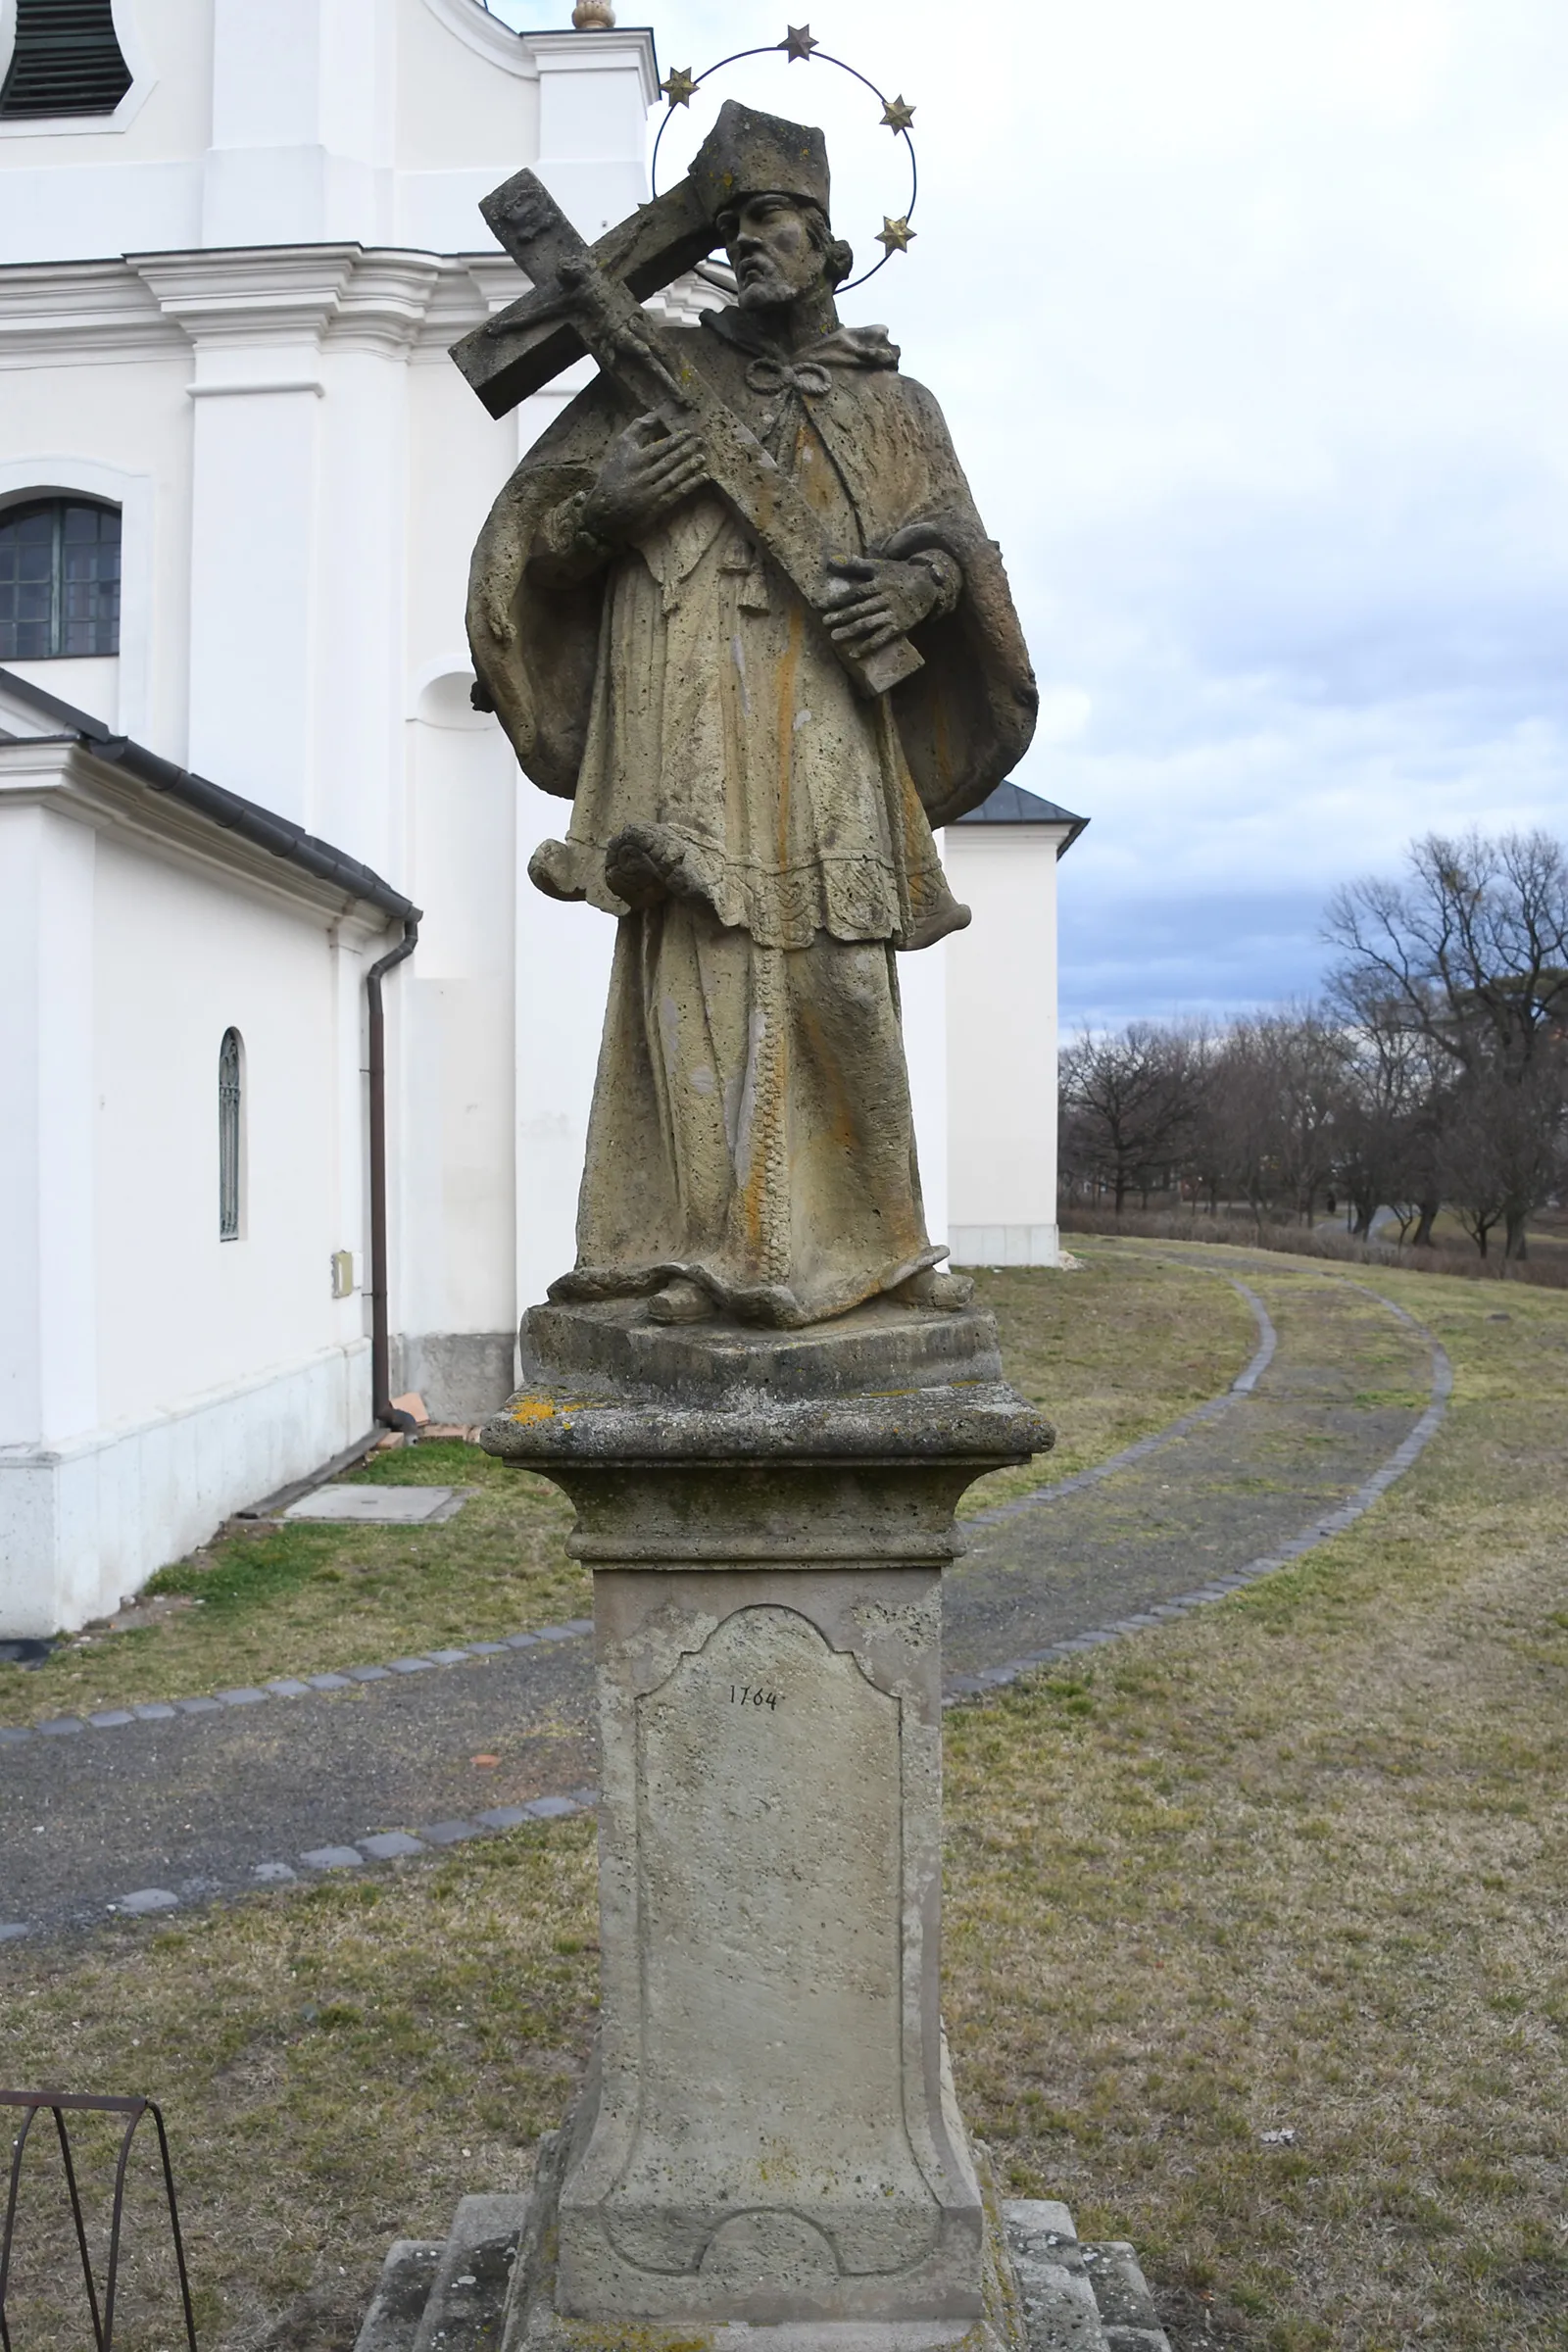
[467,308,1037,1329]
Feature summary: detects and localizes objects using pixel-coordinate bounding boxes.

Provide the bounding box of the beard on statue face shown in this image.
[719,193,830,311]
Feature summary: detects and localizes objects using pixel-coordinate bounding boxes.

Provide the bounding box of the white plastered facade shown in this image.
[0,696,382,1631]
[943,814,1075,1270]
[0,0,1070,1633]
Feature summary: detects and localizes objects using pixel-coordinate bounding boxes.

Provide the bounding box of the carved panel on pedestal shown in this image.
[606,1603,937,2279]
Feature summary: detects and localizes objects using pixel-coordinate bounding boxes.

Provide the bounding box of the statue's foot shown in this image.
[646,1277,716,1325]
[891,1267,975,1313]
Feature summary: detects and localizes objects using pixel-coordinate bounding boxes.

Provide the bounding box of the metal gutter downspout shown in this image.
[367,918,420,1439]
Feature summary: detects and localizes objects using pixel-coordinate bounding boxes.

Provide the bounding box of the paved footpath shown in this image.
[0,1253,1448,1944]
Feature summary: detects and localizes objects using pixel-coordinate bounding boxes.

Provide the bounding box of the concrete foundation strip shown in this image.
[946,1268,1453,1701]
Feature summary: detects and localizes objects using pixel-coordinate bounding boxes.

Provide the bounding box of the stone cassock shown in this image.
[468,101,1036,1331]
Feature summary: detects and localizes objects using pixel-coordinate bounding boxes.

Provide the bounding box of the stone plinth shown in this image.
[480,1304,1053,2342]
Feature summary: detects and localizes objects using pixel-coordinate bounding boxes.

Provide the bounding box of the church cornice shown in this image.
[0,247,510,367]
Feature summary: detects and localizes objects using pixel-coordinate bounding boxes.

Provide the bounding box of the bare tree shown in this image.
[1192,1010,1343,1223]
[1441,1063,1567,1259]
[1328,974,1446,1241]
[1060,1023,1201,1213]
[1324,830,1568,1255]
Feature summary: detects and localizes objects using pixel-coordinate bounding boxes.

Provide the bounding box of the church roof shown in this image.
[0,663,418,922]
[956,779,1088,855]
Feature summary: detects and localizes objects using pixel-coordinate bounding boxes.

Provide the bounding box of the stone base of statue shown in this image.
[355,1299,1173,2352]
[355,2181,1175,2352]
[492,1301,1047,2343]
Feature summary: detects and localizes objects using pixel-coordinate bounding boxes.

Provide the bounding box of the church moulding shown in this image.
[0,250,601,372]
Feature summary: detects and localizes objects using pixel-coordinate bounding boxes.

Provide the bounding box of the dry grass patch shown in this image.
[0,1447,582,1726]
[1,1254,1560,2350]
[0,1824,599,2352]
[960,1250,1256,1513]
[945,1257,1568,2349]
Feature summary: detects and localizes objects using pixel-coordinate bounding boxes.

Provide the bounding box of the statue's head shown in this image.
[691,100,853,312]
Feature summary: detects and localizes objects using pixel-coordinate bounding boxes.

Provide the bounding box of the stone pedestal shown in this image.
[479,1298,1053,2348]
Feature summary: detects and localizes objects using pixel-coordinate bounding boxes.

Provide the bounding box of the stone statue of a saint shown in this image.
[468,101,1037,1331]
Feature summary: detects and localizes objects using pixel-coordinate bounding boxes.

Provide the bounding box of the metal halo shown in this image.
[650,35,918,295]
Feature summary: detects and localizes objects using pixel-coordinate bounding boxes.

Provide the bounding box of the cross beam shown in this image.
[449,169,924,700]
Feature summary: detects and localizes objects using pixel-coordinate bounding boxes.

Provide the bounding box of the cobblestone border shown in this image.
[0,1278,1274,1747]
[946,1274,1452,1701]
[82,1787,605,1931]
[0,1620,593,1749]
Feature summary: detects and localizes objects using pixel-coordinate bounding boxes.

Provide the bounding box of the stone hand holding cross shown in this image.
[451,168,926,699]
[579,415,709,547]
[823,550,957,656]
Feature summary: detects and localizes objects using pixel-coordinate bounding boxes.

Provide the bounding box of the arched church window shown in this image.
[0,0,132,118]
[219,1029,244,1243]
[0,499,121,660]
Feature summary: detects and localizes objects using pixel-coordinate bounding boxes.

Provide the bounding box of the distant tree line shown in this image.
[1059,830,1568,1260]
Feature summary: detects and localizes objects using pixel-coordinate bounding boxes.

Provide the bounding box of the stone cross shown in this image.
[449,168,925,699]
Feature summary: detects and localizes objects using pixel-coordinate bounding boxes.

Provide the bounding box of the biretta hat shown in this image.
[690,100,831,224]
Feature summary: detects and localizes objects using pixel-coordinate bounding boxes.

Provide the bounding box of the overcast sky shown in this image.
[499,0,1568,1028]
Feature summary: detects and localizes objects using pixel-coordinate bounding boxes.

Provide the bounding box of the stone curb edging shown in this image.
[0,1620,594,1750]
[961,1274,1277,1531]
[0,1788,603,1942]
[946,1276,1452,1703]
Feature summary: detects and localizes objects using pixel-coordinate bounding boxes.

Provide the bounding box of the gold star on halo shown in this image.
[780,24,819,61]
[876,215,916,256]
[660,64,700,107]
[880,94,916,133]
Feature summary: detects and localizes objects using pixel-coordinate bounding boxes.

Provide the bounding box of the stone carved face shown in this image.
[717,192,832,311]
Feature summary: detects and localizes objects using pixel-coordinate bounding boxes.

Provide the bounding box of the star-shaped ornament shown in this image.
[661,65,700,107]
[876,215,916,256]
[781,24,818,61]
[880,94,916,133]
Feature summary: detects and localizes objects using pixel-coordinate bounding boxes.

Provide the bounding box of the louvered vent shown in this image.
[0,0,133,119]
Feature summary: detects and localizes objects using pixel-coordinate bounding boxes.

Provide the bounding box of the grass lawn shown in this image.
[0,1250,1252,1726]
[944,1251,1568,2349]
[3,1247,1564,2349]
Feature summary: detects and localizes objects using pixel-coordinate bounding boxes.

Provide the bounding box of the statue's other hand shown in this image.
[822,556,943,654]
[581,415,708,544]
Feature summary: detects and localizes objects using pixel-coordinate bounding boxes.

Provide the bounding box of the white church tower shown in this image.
[0,0,1080,1636]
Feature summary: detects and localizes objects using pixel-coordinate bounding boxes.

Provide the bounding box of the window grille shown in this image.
[0,500,121,660]
[0,0,133,118]
[219,1029,242,1242]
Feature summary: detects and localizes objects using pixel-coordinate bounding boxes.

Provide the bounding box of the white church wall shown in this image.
[393,0,541,252]
[899,935,950,1256]
[398,671,519,1417]
[0,739,384,1635]
[0,0,207,261]
[943,822,1065,1267]
[0,2,654,264]
[513,791,617,1316]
